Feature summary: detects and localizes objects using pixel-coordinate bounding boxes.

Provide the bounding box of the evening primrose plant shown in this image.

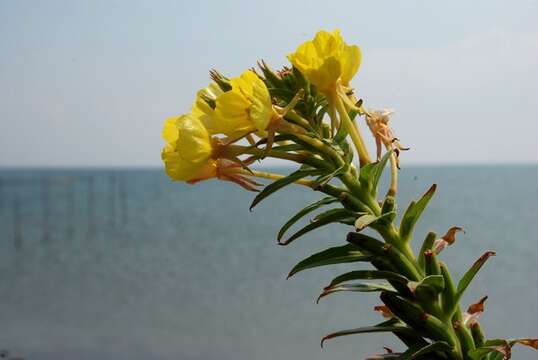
[161,29,537,359]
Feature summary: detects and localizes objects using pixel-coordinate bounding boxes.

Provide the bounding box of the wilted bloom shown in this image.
[161,114,217,182]
[365,109,409,163]
[433,226,465,254]
[288,29,361,94]
[374,305,393,319]
[463,296,488,327]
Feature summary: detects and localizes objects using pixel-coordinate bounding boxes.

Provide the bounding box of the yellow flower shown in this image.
[212,70,275,138]
[287,29,361,93]
[161,114,217,182]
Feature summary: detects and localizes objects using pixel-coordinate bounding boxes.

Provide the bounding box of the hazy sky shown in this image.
[1,0,537,167]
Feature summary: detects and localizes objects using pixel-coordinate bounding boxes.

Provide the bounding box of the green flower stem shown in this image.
[291,134,380,216]
[293,134,345,168]
[233,169,317,188]
[388,151,398,196]
[224,144,331,170]
[334,94,371,167]
[317,183,370,213]
[285,110,314,131]
[326,102,340,137]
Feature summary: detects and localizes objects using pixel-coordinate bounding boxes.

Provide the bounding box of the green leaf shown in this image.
[399,184,437,242]
[333,112,349,143]
[326,270,409,289]
[418,232,437,272]
[469,344,507,360]
[380,292,455,346]
[250,168,323,210]
[411,275,445,304]
[347,232,422,281]
[354,214,379,230]
[354,211,397,230]
[321,325,415,348]
[359,150,392,195]
[400,341,452,360]
[278,197,338,241]
[279,208,356,245]
[270,144,305,153]
[317,282,395,303]
[267,87,295,99]
[417,275,445,293]
[287,244,372,278]
[456,251,496,301]
[313,164,347,187]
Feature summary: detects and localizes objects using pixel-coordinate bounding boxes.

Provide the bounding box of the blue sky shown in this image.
[1,0,537,166]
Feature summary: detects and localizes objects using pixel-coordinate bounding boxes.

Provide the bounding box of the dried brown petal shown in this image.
[442,226,465,245]
[374,305,393,319]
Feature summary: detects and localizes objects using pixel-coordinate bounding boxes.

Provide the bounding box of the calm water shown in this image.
[0,166,537,360]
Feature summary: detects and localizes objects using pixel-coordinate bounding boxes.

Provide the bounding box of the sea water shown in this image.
[0,166,536,360]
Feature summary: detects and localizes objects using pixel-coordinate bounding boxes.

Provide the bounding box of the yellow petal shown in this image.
[175,114,213,163]
[288,29,361,92]
[312,29,342,58]
[161,116,180,143]
[309,56,341,92]
[161,146,216,182]
[214,89,254,136]
[249,74,274,131]
[191,82,223,135]
[340,44,361,86]
[231,70,258,99]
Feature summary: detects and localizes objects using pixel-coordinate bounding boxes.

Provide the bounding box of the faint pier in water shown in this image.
[0,172,132,250]
[87,175,96,240]
[109,172,117,229]
[12,192,22,250]
[119,173,128,226]
[41,176,51,243]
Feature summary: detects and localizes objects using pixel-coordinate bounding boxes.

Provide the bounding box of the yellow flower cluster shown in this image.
[161,29,364,184]
[161,70,276,182]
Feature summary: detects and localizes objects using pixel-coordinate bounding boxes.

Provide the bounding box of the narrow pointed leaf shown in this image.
[359,150,392,194]
[250,168,322,210]
[280,208,356,245]
[321,325,415,348]
[456,251,496,300]
[347,232,422,281]
[270,144,305,152]
[326,270,409,289]
[354,214,379,230]
[354,211,397,230]
[399,184,437,242]
[469,345,509,360]
[418,232,437,272]
[314,164,347,187]
[381,292,456,346]
[400,341,452,360]
[278,197,338,241]
[287,244,373,278]
[318,282,396,303]
[417,275,445,293]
